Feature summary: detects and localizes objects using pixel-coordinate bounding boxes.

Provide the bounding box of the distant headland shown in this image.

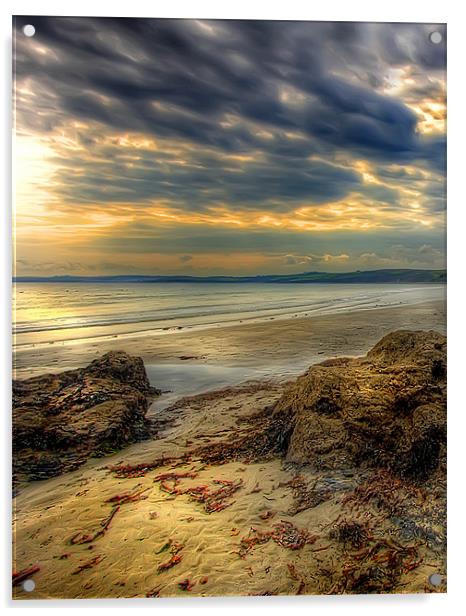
[14,269,446,284]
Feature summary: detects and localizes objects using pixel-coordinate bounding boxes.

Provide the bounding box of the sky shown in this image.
[13,17,446,276]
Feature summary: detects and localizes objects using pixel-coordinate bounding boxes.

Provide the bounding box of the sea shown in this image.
[13,282,445,408]
[13,281,445,348]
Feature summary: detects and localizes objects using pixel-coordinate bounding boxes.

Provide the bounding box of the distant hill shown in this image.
[14,269,446,284]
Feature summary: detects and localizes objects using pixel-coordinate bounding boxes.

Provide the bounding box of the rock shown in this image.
[13,351,161,484]
[272,330,446,481]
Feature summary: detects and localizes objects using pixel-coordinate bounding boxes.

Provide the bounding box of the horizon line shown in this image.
[13,267,447,282]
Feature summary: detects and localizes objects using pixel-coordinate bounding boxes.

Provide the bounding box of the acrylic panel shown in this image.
[12,17,446,599]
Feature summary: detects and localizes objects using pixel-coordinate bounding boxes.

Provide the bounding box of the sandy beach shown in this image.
[12,300,446,599]
[12,380,446,599]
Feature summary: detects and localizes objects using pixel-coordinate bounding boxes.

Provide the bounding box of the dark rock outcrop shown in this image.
[272,330,446,481]
[13,351,160,483]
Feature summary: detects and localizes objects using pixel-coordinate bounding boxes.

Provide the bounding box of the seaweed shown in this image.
[108,455,190,479]
[238,520,317,558]
[105,487,150,504]
[157,554,182,573]
[178,578,195,591]
[12,565,40,587]
[152,472,244,513]
[329,520,371,549]
[327,539,421,594]
[72,555,103,575]
[70,506,120,545]
[282,474,332,515]
[342,469,423,517]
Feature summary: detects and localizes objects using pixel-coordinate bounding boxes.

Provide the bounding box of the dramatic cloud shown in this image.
[13,17,446,275]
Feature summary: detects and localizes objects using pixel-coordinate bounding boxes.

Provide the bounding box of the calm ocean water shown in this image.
[13,282,445,350]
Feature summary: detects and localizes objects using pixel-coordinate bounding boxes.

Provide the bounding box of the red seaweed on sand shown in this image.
[12,565,40,587]
[72,555,103,575]
[151,471,243,513]
[70,506,120,545]
[157,539,185,572]
[178,578,195,591]
[108,455,190,479]
[157,554,183,573]
[106,487,150,505]
[238,521,318,558]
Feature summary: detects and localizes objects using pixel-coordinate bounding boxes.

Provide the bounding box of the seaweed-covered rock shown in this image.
[13,351,160,483]
[273,330,446,481]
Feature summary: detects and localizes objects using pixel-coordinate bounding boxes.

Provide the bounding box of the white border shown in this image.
[2,1,464,615]
[0,0,452,22]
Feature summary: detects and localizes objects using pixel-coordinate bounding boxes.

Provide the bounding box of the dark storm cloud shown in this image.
[14,17,446,168]
[48,142,361,209]
[376,22,446,70]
